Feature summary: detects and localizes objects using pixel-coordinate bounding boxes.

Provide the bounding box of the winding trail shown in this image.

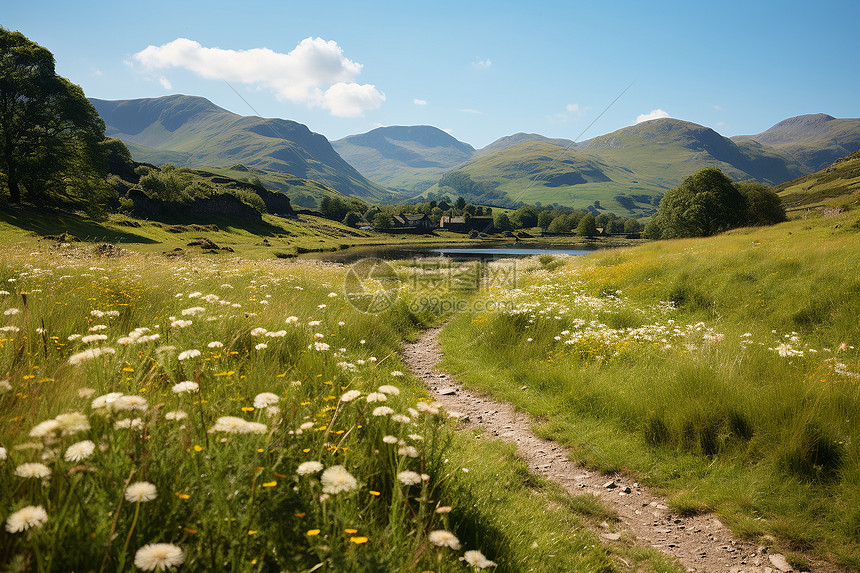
[403,326,836,573]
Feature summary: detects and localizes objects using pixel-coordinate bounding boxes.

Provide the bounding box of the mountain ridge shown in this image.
[91,95,393,202]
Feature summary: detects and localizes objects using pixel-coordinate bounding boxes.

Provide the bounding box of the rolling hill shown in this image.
[91,95,394,203]
[420,118,811,214]
[733,113,860,173]
[777,149,860,213]
[331,126,475,193]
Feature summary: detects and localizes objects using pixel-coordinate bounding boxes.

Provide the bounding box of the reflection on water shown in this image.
[304,243,602,263]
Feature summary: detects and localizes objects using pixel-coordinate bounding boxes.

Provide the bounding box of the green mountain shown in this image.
[424,118,809,214]
[90,95,393,203]
[476,133,578,156]
[777,148,860,213]
[331,126,475,193]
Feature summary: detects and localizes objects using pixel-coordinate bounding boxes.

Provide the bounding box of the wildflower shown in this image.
[207,341,223,348]
[378,385,400,395]
[81,334,108,343]
[134,543,185,571]
[77,388,96,399]
[340,390,361,402]
[408,434,424,441]
[0,447,6,461]
[398,445,419,458]
[68,346,115,365]
[0,326,20,333]
[55,412,90,435]
[299,421,314,430]
[114,418,144,430]
[125,481,158,502]
[435,506,452,514]
[308,320,321,326]
[372,406,394,417]
[165,410,188,421]
[88,324,108,331]
[178,349,201,360]
[255,343,268,350]
[397,471,422,486]
[250,327,268,337]
[245,422,268,434]
[328,292,338,298]
[181,306,206,316]
[3,308,20,315]
[0,379,11,393]
[297,461,324,476]
[428,530,461,550]
[321,465,358,494]
[172,381,199,394]
[64,440,96,462]
[113,395,149,411]
[14,462,51,479]
[253,393,279,409]
[285,316,298,324]
[464,550,498,568]
[265,330,286,337]
[391,414,411,424]
[67,333,81,341]
[314,342,330,351]
[416,401,440,415]
[92,392,124,410]
[5,506,48,533]
[314,332,325,339]
[29,420,60,440]
[170,319,192,328]
[366,392,387,403]
[317,304,327,309]
[390,370,403,377]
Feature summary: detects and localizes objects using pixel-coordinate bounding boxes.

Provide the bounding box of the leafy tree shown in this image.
[373,212,394,230]
[735,181,786,226]
[537,210,555,229]
[577,213,598,237]
[494,212,514,232]
[0,28,110,206]
[511,205,538,229]
[547,215,571,233]
[342,211,362,228]
[455,196,466,210]
[623,218,642,234]
[649,167,748,239]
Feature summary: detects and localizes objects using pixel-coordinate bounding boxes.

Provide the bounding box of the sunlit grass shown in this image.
[441,211,860,569]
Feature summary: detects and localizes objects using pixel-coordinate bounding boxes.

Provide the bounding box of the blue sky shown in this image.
[6,0,859,148]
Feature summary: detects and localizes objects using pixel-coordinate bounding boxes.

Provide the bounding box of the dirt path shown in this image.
[403,327,835,573]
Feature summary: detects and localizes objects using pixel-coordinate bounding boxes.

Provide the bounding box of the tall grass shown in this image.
[0,246,671,572]
[441,212,860,569]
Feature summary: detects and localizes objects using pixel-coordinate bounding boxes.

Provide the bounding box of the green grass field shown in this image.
[439,210,860,570]
[0,230,682,572]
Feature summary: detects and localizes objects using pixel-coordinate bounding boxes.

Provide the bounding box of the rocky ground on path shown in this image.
[403,327,838,573]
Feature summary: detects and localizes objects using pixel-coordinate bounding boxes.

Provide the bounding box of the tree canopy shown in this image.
[644,167,783,239]
[0,27,113,209]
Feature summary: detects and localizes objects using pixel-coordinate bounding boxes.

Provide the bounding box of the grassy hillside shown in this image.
[777,149,860,213]
[91,95,394,202]
[421,119,808,213]
[203,165,351,210]
[440,212,860,569]
[733,114,860,172]
[332,126,475,193]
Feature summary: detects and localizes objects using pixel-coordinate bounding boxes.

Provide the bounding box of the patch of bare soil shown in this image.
[403,327,838,573]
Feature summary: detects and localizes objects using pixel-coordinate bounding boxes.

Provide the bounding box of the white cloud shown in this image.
[132,37,384,117]
[566,103,580,113]
[635,109,670,124]
[713,104,725,112]
[413,98,427,106]
[158,76,172,90]
[91,68,103,77]
[459,108,484,115]
[472,58,492,69]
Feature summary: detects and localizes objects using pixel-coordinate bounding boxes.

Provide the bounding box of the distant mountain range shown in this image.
[92,95,860,214]
[90,95,393,202]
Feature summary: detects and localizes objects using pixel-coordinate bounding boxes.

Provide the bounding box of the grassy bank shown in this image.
[440,210,860,570]
[0,242,677,572]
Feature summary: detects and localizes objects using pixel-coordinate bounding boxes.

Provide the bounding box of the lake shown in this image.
[303,243,602,263]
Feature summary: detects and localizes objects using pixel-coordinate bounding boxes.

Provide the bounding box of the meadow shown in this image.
[440,210,860,570]
[0,243,681,572]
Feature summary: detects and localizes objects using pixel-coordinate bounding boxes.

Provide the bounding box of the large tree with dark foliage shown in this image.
[0,28,109,206]
[644,167,751,239]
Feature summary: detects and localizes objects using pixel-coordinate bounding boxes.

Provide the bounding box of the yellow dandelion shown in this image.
[307,529,320,536]
[350,536,368,545]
